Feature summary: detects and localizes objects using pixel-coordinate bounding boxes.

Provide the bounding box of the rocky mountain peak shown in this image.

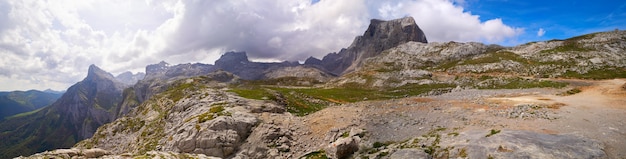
[310,16,428,75]
[215,51,249,67]
[86,64,116,82]
[353,16,427,50]
[146,61,170,74]
[304,56,322,65]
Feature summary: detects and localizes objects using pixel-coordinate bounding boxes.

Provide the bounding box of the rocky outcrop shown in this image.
[74,76,256,158]
[134,61,215,103]
[17,149,220,159]
[325,136,361,159]
[16,148,110,158]
[175,114,257,157]
[306,16,428,75]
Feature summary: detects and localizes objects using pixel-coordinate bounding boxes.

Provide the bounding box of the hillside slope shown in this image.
[0,90,61,120]
[0,65,127,158]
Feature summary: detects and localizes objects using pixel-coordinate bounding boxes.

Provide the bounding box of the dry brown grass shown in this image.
[412,97,435,103]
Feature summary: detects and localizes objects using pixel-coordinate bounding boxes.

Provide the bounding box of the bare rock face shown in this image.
[308,16,428,75]
[135,61,215,103]
[175,114,258,157]
[325,136,361,159]
[74,77,258,158]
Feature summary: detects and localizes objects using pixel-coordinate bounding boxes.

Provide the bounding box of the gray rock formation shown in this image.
[306,16,428,75]
[0,65,128,158]
[134,61,215,103]
[213,51,300,80]
[115,71,145,86]
[74,76,254,158]
[325,136,361,159]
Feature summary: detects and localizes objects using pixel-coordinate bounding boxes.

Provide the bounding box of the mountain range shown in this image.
[0,90,62,120]
[3,16,626,158]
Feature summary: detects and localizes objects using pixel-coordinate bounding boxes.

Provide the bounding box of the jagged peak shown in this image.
[216,51,249,63]
[86,64,115,81]
[304,56,322,65]
[145,61,170,75]
[362,16,427,43]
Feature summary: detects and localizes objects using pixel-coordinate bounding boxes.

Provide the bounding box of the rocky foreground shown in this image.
[20,78,626,159]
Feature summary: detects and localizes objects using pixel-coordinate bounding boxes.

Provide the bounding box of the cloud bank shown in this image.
[0,0,522,91]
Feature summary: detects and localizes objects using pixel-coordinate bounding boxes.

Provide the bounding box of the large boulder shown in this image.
[175,113,258,158]
[325,136,361,159]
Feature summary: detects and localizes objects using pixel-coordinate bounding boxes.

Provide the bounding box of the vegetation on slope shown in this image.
[229,82,456,116]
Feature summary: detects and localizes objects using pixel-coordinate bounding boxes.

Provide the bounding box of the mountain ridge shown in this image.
[9,17,626,159]
[0,90,61,120]
[0,65,129,158]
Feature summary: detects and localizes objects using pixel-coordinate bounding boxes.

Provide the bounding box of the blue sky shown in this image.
[461,0,626,45]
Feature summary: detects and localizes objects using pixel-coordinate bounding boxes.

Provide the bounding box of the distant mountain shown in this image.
[43,89,65,95]
[305,16,428,75]
[213,51,300,80]
[115,71,145,86]
[0,90,62,120]
[0,65,128,158]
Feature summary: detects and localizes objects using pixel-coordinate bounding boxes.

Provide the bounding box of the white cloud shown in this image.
[537,28,546,37]
[374,0,523,43]
[0,0,522,91]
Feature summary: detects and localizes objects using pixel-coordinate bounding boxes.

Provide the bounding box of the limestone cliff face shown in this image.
[306,16,428,75]
[0,65,127,158]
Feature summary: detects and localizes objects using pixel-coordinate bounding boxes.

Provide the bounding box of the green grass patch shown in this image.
[540,43,593,53]
[246,77,324,86]
[540,33,596,54]
[434,51,526,71]
[561,67,626,79]
[5,107,45,119]
[197,112,214,123]
[462,51,527,65]
[230,83,456,116]
[227,87,274,100]
[341,131,350,138]
[478,77,567,89]
[485,129,501,137]
[165,80,206,103]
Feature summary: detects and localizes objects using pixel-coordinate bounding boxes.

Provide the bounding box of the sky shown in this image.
[0,0,624,91]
